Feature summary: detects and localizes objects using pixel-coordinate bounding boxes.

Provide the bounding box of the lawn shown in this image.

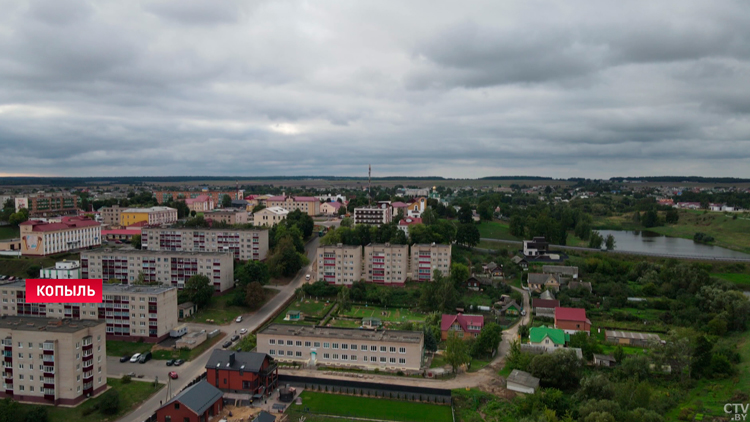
[190,288,279,325]
[0,225,19,240]
[152,332,226,361]
[105,340,153,357]
[462,291,495,307]
[467,358,492,373]
[430,354,447,368]
[287,391,453,422]
[712,272,750,286]
[338,305,427,323]
[665,331,750,420]
[477,221,520,241]
[274,299,333,324]
[46,378,163,422]
[0,252,79,277]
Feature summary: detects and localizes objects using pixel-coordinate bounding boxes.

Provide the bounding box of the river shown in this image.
[597,230,750,259]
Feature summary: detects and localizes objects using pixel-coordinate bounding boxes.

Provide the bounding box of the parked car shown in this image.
[168,371,179,379]
[231,335,240,342]
[239,328,248,335]
[235,316,243,323]
[173,359,184,366]
[305,274,311,281]
[166,359,175,366]
[222,340,232,349]
[126,372,136,377]
[138,351,152,364]
[120,355,131,363]
[129,353,142,363]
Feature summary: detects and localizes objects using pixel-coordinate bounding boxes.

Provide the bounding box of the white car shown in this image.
[129,353,141,363]
[235,316,242,323]
[305,274,311,281]
[240,328,248,335]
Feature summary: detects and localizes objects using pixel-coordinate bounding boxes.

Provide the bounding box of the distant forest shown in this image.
[610,176,750,183]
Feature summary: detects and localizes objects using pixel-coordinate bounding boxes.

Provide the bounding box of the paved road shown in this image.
[117,236,322,422]
[480,237,750,262]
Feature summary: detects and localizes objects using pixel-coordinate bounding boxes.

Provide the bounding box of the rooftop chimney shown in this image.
[229,352,235,367]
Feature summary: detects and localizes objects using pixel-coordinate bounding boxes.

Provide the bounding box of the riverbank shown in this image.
[592,210,750,254]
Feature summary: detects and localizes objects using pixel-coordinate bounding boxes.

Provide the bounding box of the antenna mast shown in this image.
[368,164,371,206]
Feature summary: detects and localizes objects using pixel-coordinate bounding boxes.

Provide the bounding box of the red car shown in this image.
[168,371,178,379]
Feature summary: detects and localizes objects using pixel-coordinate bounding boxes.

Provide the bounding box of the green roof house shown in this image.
[362,317,382,328]
[284,310,302,321]
[529,326,569,352]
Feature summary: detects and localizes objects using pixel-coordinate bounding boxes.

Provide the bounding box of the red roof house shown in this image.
[554,307,591,334]
[441,314,484,340]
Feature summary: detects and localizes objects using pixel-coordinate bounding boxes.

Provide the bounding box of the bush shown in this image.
[121,375,131,384]
[98,390,121,415]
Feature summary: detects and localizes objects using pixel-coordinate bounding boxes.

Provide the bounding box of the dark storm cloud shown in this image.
[0,0,749,178]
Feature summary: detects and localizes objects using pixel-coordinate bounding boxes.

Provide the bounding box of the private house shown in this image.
[320,201,345,215]
[554,307,591,334]
[397,217,422,237]
[529,326,569,352]
[499,300,521,316]
[542,265,578,280]
[466,275,495,290]
[406,197,427,218]
[511,255,528,270]
[466,276,481,291]
[523,237,549,257]
[155,380,224,422]
[593,354,617,367]
[605,330,662,347]
[441,314,484,340]
[506,370,540,394]
[540,290,556,300]
[482,262,503,277]
[205,350,279,397]
[252,206,289,228]
[527,273,561,292]
[532,298,560,318]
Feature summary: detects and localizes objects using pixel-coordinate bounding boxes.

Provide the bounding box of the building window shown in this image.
[399,347,406,354]
[323,343,330,349]
[370,356,377,362]
[286,340,293,346]
[389,357,396,363]
[174,403,180,410]
[296,341,302,347]
[269,350,275,355]
[269,339,275,345]
[389,347,396,353]
[370,345,377,351]
[314,342,320,348]
[380,346,386,352]
[323,353,330,359]
[332,343,339,349]
[295,351,302,357]
[380,357,386,363]
[399,358,406,364]
[304,341,311,347]
[332,354,339,360]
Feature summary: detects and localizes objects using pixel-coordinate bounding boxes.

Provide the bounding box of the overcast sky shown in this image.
[1,1,749,179]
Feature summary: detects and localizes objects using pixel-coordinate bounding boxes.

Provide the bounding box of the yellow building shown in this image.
[120,206,178,226]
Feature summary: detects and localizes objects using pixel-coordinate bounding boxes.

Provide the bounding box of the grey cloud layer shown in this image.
[0,0,749,178]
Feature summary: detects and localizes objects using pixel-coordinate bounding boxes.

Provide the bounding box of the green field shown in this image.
[46,378,163,422]
[286,391,453,422]
[339,306,427,323]
[274,299,333,324]
[190,288,279,325]
[0,225,19,240]
[105,340,153,357]
[477,221,520,241]
[0,252,79,277]
[666,331,750,420]
[712,272,750,286]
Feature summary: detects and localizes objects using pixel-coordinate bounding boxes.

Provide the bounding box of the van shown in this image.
[138,351,152,364]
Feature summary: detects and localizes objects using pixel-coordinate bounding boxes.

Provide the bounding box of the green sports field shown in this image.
[286,391,453,422]
[339,306,427,323]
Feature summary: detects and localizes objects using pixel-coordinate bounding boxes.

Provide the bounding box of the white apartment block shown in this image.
[363,243,409,285]
[317,244,362,285]
[353,205,392,227]
[39,260,81,279]
[252,206,289,227]
[257,324,424,371]
[0,317,107,405]
[80,249,235,292]
[141,227,269,261]
[19,217,101,256]
[410,243,452,282]
[1,282,179,342]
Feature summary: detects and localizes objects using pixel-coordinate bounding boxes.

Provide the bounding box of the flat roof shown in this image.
[259,323,423,344]
[82,248,232,257]
[605,330,662,341]
[121,207,176,213]
[0,316,104,334]
[1,280,175,295]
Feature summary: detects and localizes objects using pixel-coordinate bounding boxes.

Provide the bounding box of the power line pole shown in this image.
[368,164,371,206]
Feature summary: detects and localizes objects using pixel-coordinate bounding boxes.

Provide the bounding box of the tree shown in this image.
[458,204,473,224]
[613,345,625,364]
[665,209,679,224]
[518,324,530,340]
[507,339,533,371]
[267,236,305,278]
[131,234,142,249]
[424,327,438,353]
[449,263,470,291]
[337,205,347,216]
[98,390,121,415]
[8,208,29,226]
[190,210,197,217]
[471,323,502,358]
[26,265,41,278]
[182,274,214,308]
[236,260,271,287]
[456,223,480,248]
[588,231,604,249]
[509,215,525,237]
[286,209,315,239]
[529,349,583,389]
[478,203,494,221]
[569,332,603,361]
[0,198,14,222]
[221,195,233,208]
[641,209,659,228]
[233,334,257,352]
[245,282,266,310]
[252,204,266,213]
[604,234,616,251]
[338,286,352,312]
[340,217,353,227]
[444,332,470,373]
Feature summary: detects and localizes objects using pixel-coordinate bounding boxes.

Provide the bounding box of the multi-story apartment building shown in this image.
[99,205,123,226]
[1,282,179,342]
[0,317,107,405]
[363,243,409,285]
[142,227,269,261]
[39,260,80,279]
[204,209,248,225]
[120,206,178,227]
[410,243,452,282]
[154,191,236,206]
[317,244,362,285]
[14,193,79,217]
[266,195,320,216]
[80,249,235,292]
[257,324,424,371]
[252,206,288,227]
[353,204,392,227]
[19,217,101,256]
